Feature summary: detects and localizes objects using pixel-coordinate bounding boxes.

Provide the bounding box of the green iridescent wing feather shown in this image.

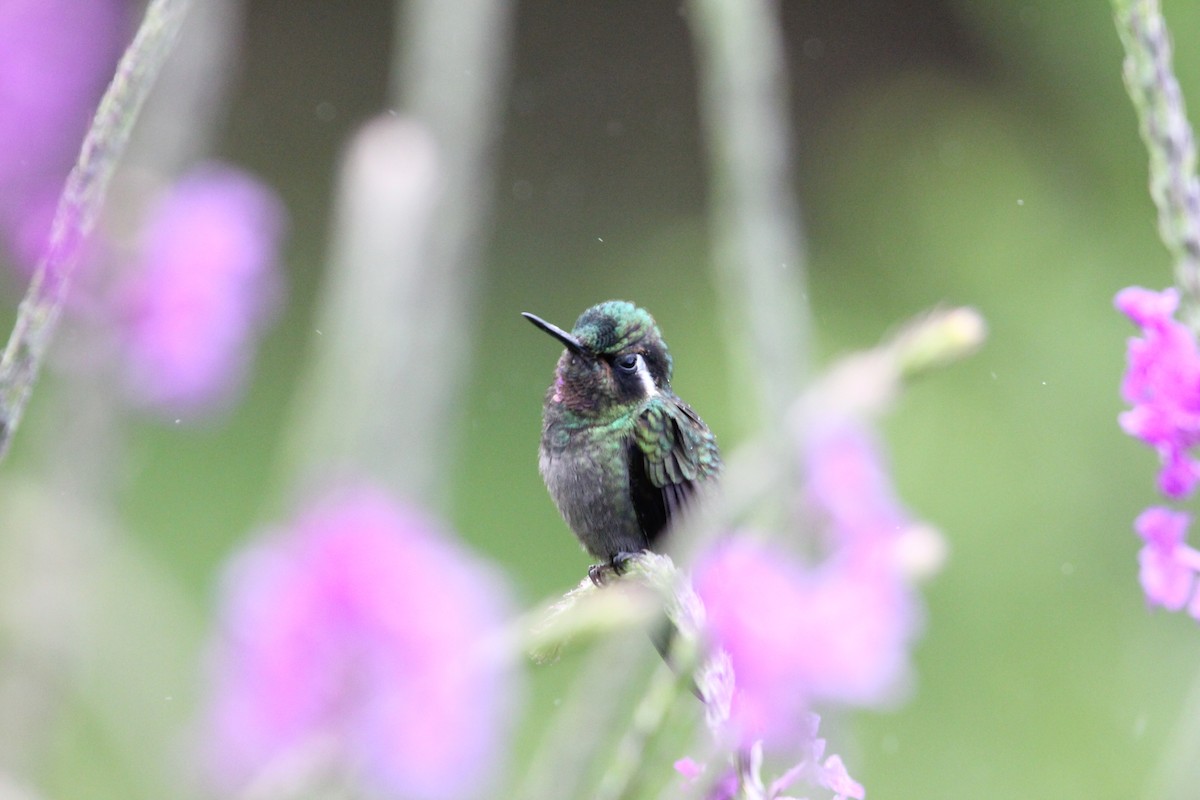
[627,394,721,546]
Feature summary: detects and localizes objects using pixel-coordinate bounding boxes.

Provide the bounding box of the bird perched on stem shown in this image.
[523,301,722,584]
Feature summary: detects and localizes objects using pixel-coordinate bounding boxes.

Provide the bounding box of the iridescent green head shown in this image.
[523,301,674,414]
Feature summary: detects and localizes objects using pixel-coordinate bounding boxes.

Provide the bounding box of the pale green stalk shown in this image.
[0,0,192,461]
[1113,0,1200,326]
[513,634,656,800]
[685,0,811,435]
[387,0,512,507]
[280,0,512,509]
[593,662,696,800]
[277,116,444,501]
[1142,660,1200,800]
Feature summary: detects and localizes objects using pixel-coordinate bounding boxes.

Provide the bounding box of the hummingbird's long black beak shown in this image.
[522,312,586,355]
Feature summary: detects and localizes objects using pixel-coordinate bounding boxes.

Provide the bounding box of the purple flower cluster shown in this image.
[1117,287,1200,496]
[1116,286,1200,615]
[695,537,913,742]
[693,422,921,750]
[202,486,518,799]
[678,420,926,798]
[0,0,124,270]
[115,165,285,416]
[1135,507,1200,616]
[674,716,864,800]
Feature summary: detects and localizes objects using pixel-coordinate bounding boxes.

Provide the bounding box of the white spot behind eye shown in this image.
[635,355,658,397]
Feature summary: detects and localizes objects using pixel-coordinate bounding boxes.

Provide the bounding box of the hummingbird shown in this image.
[523,301,722,583]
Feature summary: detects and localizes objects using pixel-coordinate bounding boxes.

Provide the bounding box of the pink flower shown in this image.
[674,756,705,780]
[694,537,916,748]
[1134,506,1200,618]
[769,717,866,800]
[694,420,924,749]
[817,754,865,800]
[676,715,864,800]
[804,421,912,543]
[117,164,285,416]
[693,539,810,746]
[202,486,518,799]
[0,0,124,269]
[1116,286,1200,498]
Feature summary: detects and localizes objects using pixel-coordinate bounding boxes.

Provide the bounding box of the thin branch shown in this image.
[280,0,513,507]
[685,0,812,434]
[1113,0,1200,326]
[593,662,694,800]
[0,0,192,460]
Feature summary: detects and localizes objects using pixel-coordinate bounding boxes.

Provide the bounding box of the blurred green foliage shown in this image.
[6,1,1200,798]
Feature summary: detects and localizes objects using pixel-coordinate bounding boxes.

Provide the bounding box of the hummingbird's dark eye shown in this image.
[615,353,640,373]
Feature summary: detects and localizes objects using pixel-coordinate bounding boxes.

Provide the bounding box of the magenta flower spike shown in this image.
[1112,287,1200,617]
[202,486,518,799]
[0,0,124,269]
[1116,286,1200,498]
[117,164,286,416]
[1134,506,1200,618]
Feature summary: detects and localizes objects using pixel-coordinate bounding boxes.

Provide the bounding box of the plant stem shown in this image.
[512,634,654,800]
[594,661,693,800]
[1142,655,1200,800]
[278,0,512,508]
[0,0,192,461]
[1113,0,1200,326]
[685,0,812,435]
[387,0,512,508]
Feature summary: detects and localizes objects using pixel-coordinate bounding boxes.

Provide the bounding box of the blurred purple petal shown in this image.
[818,754,865,800]
[804,421,914,546]
[0,0,124,270]
[1134,506,1198,611]
[695,538,916,748]
[203,485,518,799]
[765,716,864,800]
[674,756,704,780]
[694,538,813,747]
[688,715,864,800]
[117,164,286,416]
[694,420,927,750]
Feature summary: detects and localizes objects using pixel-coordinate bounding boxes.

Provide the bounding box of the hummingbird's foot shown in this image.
[587,562,611,587]
[587,551,645,586]
[610,550,641,576]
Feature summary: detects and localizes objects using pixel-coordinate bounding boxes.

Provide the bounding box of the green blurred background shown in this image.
[6,1,1200,798]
